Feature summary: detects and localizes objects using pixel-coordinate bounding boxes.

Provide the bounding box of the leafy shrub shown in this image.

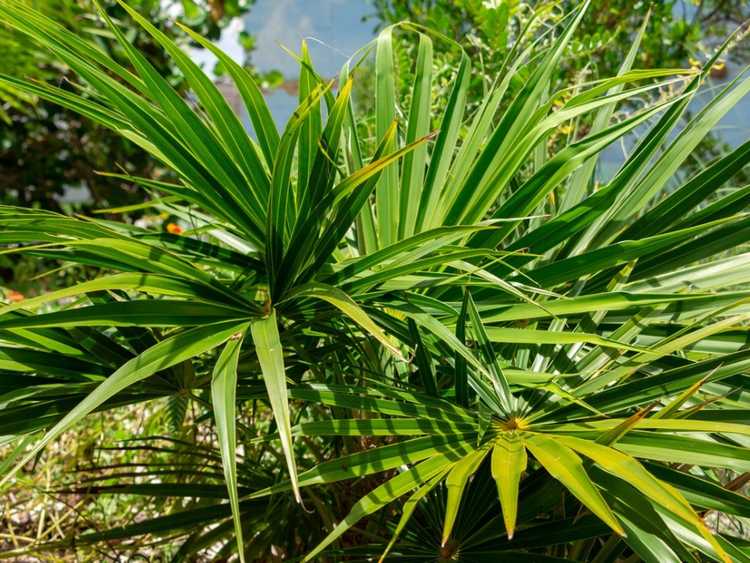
[1,1,750,560]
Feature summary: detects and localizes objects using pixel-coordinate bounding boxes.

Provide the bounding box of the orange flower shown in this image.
[6,290,24,303]
[166,223,183,235]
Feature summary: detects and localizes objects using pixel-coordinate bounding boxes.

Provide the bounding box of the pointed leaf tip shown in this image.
[250,309,301,503]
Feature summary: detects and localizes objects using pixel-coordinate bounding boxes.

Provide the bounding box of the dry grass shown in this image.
[0,401,185,562]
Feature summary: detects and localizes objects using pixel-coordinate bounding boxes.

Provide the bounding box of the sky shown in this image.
[190,0,376,78]
[190,0,376,124]
[246,0,376,77]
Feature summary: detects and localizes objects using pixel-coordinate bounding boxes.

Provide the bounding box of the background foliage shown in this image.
[0,0,256,211]
[0,0,269,296]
